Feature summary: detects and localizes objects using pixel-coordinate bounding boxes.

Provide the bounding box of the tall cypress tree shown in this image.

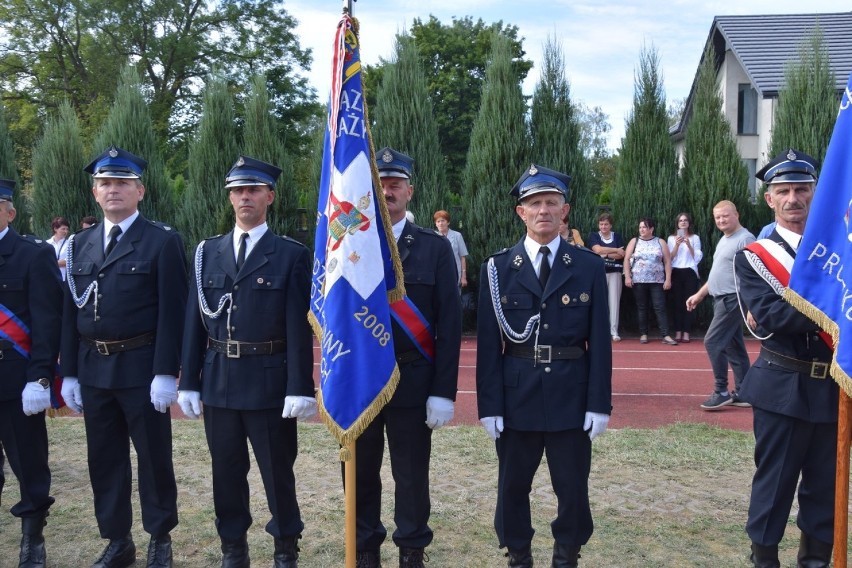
[612,44,680,238]
[461,33,530,283]
[31,101,94,236]
[243,73,295,237]
[0,102,28,233]
[372,33,448,226]
[680,45,749,263]
[179,72,238,249]
[530,35,592,236]
[769,27,838,167]
[92,66,174,225]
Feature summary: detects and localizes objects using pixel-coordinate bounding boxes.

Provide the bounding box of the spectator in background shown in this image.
[686,200,754,410]
[433,209,469,290]
[80,215,98,229]
[587,212,625,341]
[558,213,584,247]
[46,216,70,281]
[667,212,703,343]
[624,217,678,345]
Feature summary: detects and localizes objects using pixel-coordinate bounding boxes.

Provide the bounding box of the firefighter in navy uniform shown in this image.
[60,146,187,568]
[178,156,315,568]
[350,148,461,568]
[477,165,612,568]
[0,179,62,568]
[735,150,837,568]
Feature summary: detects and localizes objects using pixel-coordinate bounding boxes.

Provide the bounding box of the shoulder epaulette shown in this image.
[487,247,511,259]
[279,235,309,249]
[149,220,177,232]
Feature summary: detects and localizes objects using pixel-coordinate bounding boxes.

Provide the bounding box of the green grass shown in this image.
[0,419,845,566]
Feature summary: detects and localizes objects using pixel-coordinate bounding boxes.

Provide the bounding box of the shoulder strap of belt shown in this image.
[390,297,435,363]
[743,239,833,350]
[0,302,31,358]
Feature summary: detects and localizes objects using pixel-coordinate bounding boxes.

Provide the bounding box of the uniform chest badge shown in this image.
[562,294,570,305]
[562,253,572,266]
[512,255,523,267]
[404,234,414,244]
[580,292,590,303]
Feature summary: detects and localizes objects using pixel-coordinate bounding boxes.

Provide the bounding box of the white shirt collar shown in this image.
[102,211,139,250]
[392,217,407,242]
[233,222,268,259]
[775,224,802,251]
[0,226,8,241]
[524,234,561,271]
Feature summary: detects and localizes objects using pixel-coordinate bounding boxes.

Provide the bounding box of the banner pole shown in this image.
[834,389,851,568]
[345,442,357,568]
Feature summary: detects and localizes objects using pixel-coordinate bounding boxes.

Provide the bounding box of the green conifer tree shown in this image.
[612,44,680,238]
[461,33,530,283]
[92,66,174,225]
[769,27,838,166]
[372,34,449,226]
[680,45,749,262]
[31,101,94,236]
[179,73,238,249]
[530,35,592,236]
[243,74,295,237]
[0,102,29,233]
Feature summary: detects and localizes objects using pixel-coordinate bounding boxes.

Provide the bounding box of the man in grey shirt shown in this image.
[686,200,755,410]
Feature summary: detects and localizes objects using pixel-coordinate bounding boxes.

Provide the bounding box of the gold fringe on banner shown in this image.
[783,287,852,397]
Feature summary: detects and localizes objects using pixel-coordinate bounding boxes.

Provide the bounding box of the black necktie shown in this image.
[236,232,248,271]
[105,225,122,257]
[538,246,551,289]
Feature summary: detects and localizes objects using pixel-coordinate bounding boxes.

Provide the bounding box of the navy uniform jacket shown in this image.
[388,221,462,408]
[735,231,837,421]
[180,230,314,410]
[477,238,612,431]
[60,215,188,388]
[0,229,62,401]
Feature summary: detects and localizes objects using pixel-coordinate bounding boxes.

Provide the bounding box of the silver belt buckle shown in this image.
[226,340,241,358]
[810,361,828,379]
[96,341,111,356]
[535,344,552,365]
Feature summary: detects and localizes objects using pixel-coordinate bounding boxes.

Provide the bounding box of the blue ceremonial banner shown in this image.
[309,14,405,445]
[785,72,852,395]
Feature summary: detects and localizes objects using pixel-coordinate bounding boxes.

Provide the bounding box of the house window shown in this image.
[738,84,757,135]
[744,158,757,202]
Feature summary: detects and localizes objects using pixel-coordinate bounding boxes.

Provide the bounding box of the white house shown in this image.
[671,12,852,201]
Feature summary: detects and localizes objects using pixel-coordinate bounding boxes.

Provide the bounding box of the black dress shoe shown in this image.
[552,542,581,568]
[19,533,46,568]
[147,534,172,568]
[221,535,249,568]
[506,547,533,568]
[92,536,136,568]
[399,547,426,568]
[273,536,299,568]
[355,550,381,568]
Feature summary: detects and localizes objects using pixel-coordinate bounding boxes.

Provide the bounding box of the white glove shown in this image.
[177,390,202,419]
[22,381,52,416]
[282,396,317,420]
[583,411,610,441]
[61,377,83,413]
[425,396,454,429]
[480,416,504,441]
[150,375,178,413]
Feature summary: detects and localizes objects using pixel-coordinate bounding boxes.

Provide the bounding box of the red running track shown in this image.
[309,335,759,432]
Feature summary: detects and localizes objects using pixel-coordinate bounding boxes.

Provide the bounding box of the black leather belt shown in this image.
[208,338,287,358]
[81,332,156,356]
[503,344,585,364]
[396,349,424,365]
[760,347,830,379]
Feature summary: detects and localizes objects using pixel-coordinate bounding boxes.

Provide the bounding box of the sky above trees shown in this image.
[286,0,845,150]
